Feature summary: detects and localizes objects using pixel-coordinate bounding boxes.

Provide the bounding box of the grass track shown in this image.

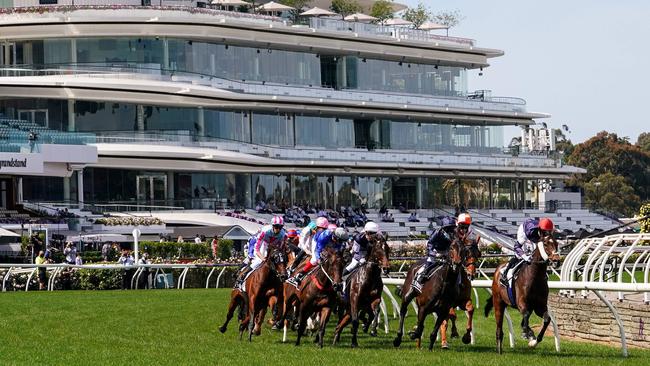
[0,289,646,365]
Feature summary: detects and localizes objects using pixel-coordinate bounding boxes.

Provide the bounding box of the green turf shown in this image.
[0,289,647,365]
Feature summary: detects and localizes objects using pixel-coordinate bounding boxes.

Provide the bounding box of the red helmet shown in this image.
[457,213,471,226]
[539,218,554,231]
[286,229,299,238]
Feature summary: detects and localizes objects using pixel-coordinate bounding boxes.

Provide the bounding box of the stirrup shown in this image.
[499,277,509,288]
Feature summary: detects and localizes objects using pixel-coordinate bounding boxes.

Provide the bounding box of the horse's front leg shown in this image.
[462,299,474,345]
[449,308,459,338]
[520,308,535,342]
[428,310,447,351]
[369,298,381,337]
[318,306,332,349]
[531,308,551,348]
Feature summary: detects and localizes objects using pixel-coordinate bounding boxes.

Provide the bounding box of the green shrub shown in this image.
[76,269,122,290]
[640,202,650,233]
[217,239,233,260]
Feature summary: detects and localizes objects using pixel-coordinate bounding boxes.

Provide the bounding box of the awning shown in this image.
[0,228,20,237]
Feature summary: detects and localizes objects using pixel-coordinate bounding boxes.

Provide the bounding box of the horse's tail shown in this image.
[484,296,493,317]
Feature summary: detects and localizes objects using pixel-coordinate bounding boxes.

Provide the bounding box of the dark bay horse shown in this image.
[393,239,462,350]
[484,235,560,354]
[440,241,481,348]
[282,246,343,347]
[332,234,390,347]
[219,246,288,340]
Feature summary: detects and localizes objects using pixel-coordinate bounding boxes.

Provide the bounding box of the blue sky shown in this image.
[399,0,650,144]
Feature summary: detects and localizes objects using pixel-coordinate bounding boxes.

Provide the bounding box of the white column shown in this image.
[63,177,71,202]
[137,105,145,131]
[70,38,77,64]
[67,100,75,132]
[166,171,174,205]
[77,170,84,209]
[197,106,205,137]
[16,177,23,204]
[162,38,169,71]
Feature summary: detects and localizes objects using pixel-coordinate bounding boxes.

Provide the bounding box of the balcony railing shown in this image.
[92,130,560,169]
[0,64,528,114]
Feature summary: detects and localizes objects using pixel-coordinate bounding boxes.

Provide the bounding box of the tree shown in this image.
[370,0,394,24]
[583,173,640,217]
[431,9,464,29]
[566,131,650,203]
[637,132,650,153]
[403,3,430,29]
[330,0,361,17]
[280,0,312,22]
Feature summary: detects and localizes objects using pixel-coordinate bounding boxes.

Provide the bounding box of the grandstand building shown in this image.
[0,3,584,213]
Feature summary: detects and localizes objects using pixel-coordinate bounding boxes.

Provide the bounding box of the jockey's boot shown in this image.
[235,266,252,289]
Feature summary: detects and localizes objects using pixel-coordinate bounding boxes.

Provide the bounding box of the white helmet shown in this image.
[364,221,379,234]
[334,227,349,241]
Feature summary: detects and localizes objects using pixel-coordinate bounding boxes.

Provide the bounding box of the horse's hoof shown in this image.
[218,325,227,334]
[393,337,402,348]
[409,331,421,340]
[370,330,377,337]
[462,333,471,345]
[362,325,370,333]
[351,342,358,349]
[441,342,449,350]
[451,330,459,338]
[528,339,538,348]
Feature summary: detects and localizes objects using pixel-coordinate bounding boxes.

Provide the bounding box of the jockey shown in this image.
[251,216,287,271]
[287,226,348,287]
[343,221,379,277]
[500,217,555,287]
[286,228,300,254]
[456,213,481,245]
[234,229,262,289]
[289,217,328,273]
[412,216,457,293]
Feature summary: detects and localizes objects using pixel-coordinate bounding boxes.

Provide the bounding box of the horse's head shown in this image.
[368,233,391,275]
[461,242,481,279]
[267,246,288,281]
[320,246,343,290]
[448,238,463,272]
[535,234,561,267]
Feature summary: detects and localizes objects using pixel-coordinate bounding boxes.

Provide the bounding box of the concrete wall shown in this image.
[539,191,581,211]
[549,294,649,349]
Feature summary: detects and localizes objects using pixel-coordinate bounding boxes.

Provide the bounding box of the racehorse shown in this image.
[332,234,391,347]
[219,246,288,340]
[484,234,560,354]
[440,241,481,348]
[393,238,462,350]
[282,246,343,347]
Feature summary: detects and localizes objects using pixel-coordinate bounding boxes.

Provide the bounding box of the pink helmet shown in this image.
[316,216,329,229]
[327,223,337,231]
[271,216,284,226]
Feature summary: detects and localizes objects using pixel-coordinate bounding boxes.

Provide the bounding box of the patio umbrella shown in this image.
[211,0,250,5]
[257,1,294,12]
[418,21,448,30]
[343,12,377,22]
[384,18,413,26]
[300,6,337,16]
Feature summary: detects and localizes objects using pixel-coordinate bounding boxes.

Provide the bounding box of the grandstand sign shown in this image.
[0,153,44,174]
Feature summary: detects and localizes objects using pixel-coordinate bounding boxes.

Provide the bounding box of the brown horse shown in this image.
[393,239,462,350]
[282,246,343,347]
[219,245,288,340]
[440,241,481,348]
[484,235,560,354]
[332,234,391,347]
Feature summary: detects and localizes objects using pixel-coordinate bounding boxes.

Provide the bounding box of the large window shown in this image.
[12,37,467,97]
[252,113,294,146]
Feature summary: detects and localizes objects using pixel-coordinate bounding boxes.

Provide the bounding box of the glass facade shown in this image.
[20,168,533,210]
[7,37,467,97]
[0,98,504,153]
